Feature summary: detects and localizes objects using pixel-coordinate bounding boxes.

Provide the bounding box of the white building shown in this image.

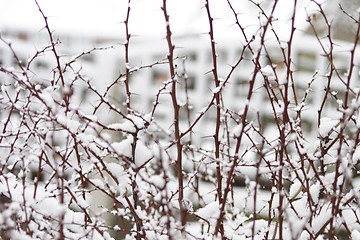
[1,5,359,144]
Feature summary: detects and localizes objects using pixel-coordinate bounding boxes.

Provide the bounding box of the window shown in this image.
[217,49,228,62]
[261,115,278,130]
[186,51,197,61]
[179,105,193,121]
[264,49,285,69]
[297,51,316,72]
[206,75,214,89]
[17,32,28,41]
[12,57,26,68]
[29,169,45,182]
[206,48,228,63]
[80,54,95,63]
[234,77,249,97]
[300,119,312,132]
[179,74,196,90]
[203,105,217,122]
[35,60,49,70]
[152,70,169,85]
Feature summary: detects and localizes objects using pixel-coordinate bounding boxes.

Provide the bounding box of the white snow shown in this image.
[134,141,153,167]
[356,112,360,128]
[106,162,126,180]
[39,91,55,108]
[318,117,338,137]
[57,114,81,133]
[76,197,89,209]
[111,138,132,158]
[353,147,360,162]
[212,86,222,94]
[309,182,321,202]
[196,201,220,221]
[111,137,153,167]
[35,197,66,218]
[90,178,105,189]
[232,124,243,138]
[352,229,360,240]
[278,72,288,85]
[148,175,165,189]
[289,180,302,199]
[261,65,275,80]
[103,232,115,240]
[107,114,150,133]
[312,210,332,233]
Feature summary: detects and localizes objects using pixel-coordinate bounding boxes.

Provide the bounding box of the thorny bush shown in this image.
[1,0,360,239]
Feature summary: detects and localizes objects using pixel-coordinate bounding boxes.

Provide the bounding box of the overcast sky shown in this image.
[0,0,326,41]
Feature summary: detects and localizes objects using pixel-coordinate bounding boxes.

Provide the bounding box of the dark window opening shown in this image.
[35,61,49,70]
[29,169,45,182]
[180,74,196,90]
[80,54,95,63]
[12,57,27,68]
[186,52,197,61]
[17,32,28,41]
[234,78,249,97]
[152,70,169,85]
[297,51,316,72]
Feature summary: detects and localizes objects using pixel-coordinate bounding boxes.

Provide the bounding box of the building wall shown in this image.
[1,29,359,144]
